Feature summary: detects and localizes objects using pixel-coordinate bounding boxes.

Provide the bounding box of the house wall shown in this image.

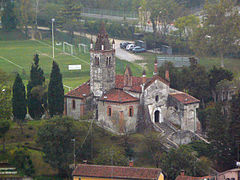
[144,79,169,124]
[217,170,240,180]
[98,101,139,133]
[66,97,85,119]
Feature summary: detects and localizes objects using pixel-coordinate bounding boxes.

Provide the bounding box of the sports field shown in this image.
[0,39,142,92]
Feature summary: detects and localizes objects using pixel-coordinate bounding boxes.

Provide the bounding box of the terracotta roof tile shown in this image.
[65,81,90,99]
[144,75,170,89]
[72,164,162,180]
[100,89,139,103]
[116,75,150,93]
[169,92,200,105]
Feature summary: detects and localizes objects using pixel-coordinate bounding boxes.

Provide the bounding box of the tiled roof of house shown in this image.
[100,89,139,103]
[72,164,162,180]
[65,81,91,99]
[169,92,200,105]
[144,75,170,89]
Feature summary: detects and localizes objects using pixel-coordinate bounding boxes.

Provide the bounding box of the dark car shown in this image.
[120,42,130,49]
[132,46,146,53]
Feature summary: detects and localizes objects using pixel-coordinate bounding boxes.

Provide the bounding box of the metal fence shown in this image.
[82,7,138,19]
[157,56,195,67]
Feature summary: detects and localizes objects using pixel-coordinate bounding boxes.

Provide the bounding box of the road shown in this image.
[35,26,143,62]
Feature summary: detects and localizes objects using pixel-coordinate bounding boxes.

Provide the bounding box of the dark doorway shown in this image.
[154,110,160,123]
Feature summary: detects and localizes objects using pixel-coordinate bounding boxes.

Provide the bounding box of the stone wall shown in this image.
[144,79,169,124]
[90,50,115,97]
[66,97,84,119]
[98,101,139,133]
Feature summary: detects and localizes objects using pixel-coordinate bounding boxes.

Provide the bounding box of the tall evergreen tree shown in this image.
[27,54,46,119]
[1,0,17,31]
[12,73,27,121]
[48,61,64,117]
[12,73,27,133]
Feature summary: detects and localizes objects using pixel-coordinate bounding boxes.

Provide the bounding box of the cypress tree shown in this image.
[12,73,27,120]
[27,54,46,119]
[48,61,64,117]
[1,0,17,32]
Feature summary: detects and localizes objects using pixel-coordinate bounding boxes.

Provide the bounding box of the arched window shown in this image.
[72,99,76,109]
[129,106,134,117]
[106,57,111,66]
[95,57,99,66]
[155,95,159,102]
[107,106,112,116]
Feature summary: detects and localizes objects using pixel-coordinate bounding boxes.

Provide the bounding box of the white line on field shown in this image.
[0,56,24,69]
[36,50,54,59]
[63,84,72,91]
[34,40,90,65]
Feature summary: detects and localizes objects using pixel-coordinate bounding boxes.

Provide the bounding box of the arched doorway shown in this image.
[154,110,160,123]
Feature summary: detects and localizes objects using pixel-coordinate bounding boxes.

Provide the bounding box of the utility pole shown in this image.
[72,138,76,168]
[51,18,55,59]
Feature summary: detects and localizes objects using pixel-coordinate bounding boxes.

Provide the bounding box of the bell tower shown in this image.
[90,23,116,97]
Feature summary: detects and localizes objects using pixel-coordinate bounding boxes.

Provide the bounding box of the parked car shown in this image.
[126,44,136,51]
[132,46,146,53]
[120,42,130,49]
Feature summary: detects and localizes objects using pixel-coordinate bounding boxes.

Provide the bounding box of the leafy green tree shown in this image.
[1,0,17,31]
[0,120,10,152]
[37,116,75,176]
[27,54,46,119]
[191,0,240,67]
[12,73,27,133]
[10,147,35,176]
[0,71,12,121]
[15,0,34,38]
[48,61,64,117]
[208,66,233,102]
[57,0,81,43]
[94,145,128,166]
[229,93,240,161]
[144,132,166,168]
[207,104,235,171]
[159,146,210,179]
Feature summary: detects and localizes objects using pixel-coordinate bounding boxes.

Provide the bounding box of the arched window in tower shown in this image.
[108,57,111,65]
[95,57,99,66]
[106,57,109,66]
[155,95,159,102]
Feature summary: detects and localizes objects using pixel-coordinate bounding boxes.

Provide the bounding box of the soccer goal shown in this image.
[63,42,74,55]
[78,43,88,54]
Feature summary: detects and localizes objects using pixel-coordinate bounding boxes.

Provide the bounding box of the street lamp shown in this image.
[51,18,55,59]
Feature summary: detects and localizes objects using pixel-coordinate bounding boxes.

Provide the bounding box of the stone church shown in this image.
[64,24,201,135]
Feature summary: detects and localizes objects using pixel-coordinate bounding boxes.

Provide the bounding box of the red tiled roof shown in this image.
[72,164,162,180]
[100,89,139,103]
[144,75,170,89]
[169,92,200,105]
[65,81,91,99]
[116,75,150,93]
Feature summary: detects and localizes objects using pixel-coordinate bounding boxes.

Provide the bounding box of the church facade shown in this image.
[64,24,201,134]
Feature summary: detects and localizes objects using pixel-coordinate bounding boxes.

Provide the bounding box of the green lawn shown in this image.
[0,40,142,92]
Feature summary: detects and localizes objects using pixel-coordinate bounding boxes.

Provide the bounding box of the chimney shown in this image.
[129,160,134,167]
[112,39,115,49]
[153,58,158,76]
[180,170,185,176]
[90,38,93,49]
[142,69,147,84]
[165,69,170,81]
[83,160,87,164]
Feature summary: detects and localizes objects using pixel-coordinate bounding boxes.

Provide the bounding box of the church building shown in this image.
[64,24,201,134]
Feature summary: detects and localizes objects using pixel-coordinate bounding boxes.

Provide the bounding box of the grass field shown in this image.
[0,39,142,92]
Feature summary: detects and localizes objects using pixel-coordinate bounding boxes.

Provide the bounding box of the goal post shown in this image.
[63,42,74,55]
[78,43,88,54]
